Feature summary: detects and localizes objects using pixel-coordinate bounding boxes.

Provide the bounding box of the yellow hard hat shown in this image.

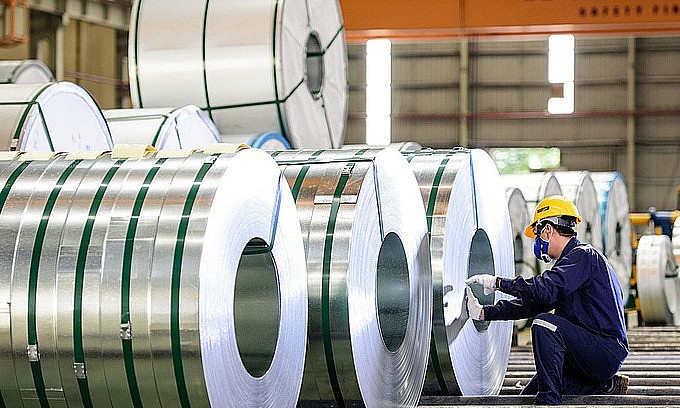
[524,195,582,238]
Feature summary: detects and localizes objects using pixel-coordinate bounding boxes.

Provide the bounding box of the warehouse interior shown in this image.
[0,0,679,407]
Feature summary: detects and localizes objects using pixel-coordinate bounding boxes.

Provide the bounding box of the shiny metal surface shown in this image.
[0,149,308,407]
[130,0,348,149]
[104,105,221,149]
[592,172,633,301]
[553,171,604,252]
[405,149,513,397]
[0,60,54,84]
[0,82,113,151]
[275,148,432,407]
[505,188,535,331]
[637,235,680,325]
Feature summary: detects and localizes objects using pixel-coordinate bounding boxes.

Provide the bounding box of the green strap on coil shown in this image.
[28,159,82,408]
[132,0,144,108]
[0,91,55,152]
[170,156,217,408]
[73,159,125,408]
[0,162,30,405]
[320,163,354,408]
[120,158,167,408]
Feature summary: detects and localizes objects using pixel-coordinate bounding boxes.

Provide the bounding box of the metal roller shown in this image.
[0,148,308,407]
[553,171,604,252]
[399,149,513,396]
[637,235,680,326]
[505,188,536,331]
[104,105,221,149]
[592,172,633,302]
[130,0,348,149]
[0,82,113,151]
[273,148,432,407]
[0,60,54,84]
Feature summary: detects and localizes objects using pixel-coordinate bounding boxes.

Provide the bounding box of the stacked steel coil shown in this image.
[0,82,113,151]
[0,60,54,84]
[592,172,633,302]
[273,148,432,407]
[0,148,308,407]
[104,105,221,149]
[637,235,680,326]
[130,0,348,149]
[398,148,513,397]
[552,171,604,252]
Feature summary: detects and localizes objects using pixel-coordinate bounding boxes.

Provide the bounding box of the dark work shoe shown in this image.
[603,374,629,395]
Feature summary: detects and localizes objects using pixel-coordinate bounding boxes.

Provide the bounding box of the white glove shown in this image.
[466,287,483,320]
[464,274,497,295]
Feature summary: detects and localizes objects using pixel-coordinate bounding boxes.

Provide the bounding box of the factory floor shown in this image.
[419,326,680,407]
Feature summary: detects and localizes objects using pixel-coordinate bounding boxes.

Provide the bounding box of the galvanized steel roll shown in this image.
[553,171,604,252]
[501,172,562,215]
[0,148,308,407]
[342,142,423,152]
[0,82,113,151]
[104,105,221,149]
[130,0,348,149]
[401,149,513,396]
[592,172,633,302]
[0,60,54,84]
[273,148,432,407]
[637,235,680,326]
[506,187,536,331]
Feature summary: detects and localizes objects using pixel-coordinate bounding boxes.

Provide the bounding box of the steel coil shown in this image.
[0,60,54,84]
[0,82,113,151]
[592,172,633,302]
[222,132,292,150]
[637,235,680,326]
[501,172,562,214]
[341,142,423,152]
[104,105,221,149]
[399,149,513,396]
[273,148,432,407]
[130,0,348,149]
[505,187,536,331]
[0,148,308,407]
[553,171,604,252]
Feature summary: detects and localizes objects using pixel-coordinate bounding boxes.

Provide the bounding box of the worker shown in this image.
[465,195,629,405]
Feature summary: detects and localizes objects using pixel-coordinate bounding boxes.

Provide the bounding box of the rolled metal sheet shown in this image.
[501,172,562,215]
[505,187,536,331]
[592,172,633,302]
[502,172,563,274]
[130,0,348,149]
[222,131,292,150]
[0,149,308,407]
[104,105,221,149]
[0,60,55,84]
[0,82,113,151]
[637,235,680,326]
[398,149,513,396]
[553,171,604,252]
[273,148,432,407]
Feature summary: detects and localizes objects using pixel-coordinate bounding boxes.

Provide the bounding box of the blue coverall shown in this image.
[483,237,629,404]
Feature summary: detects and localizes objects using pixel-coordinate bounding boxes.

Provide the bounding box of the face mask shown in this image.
[533,227,553,263]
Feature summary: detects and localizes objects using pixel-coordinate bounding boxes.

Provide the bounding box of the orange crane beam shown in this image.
[340,0,680,41]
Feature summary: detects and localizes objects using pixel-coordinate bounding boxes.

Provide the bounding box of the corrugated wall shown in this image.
[346,37,680,211]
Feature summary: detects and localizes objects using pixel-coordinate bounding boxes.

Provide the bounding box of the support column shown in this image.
[626,37,636,210]
[459,39,469,148]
